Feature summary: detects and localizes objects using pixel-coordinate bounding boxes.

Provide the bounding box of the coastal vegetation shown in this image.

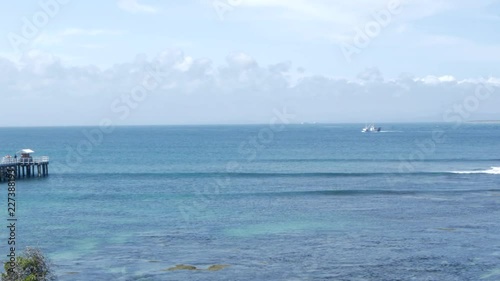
[2,248,55,281]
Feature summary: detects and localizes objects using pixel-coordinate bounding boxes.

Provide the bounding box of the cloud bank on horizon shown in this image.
[0,0,499,126]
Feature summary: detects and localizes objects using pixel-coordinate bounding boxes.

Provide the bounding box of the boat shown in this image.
[362,124,381,133]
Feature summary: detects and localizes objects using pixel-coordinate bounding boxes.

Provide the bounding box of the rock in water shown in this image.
[207,264,230,271]
[166,264,198,271]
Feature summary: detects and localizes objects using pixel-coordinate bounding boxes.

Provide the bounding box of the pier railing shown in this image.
[0,156,50,181]
[0,157,50,165]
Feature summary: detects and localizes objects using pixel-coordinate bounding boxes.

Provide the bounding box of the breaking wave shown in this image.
[450,167,500,175]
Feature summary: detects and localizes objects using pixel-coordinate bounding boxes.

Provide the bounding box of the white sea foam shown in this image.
[450,167,500,174]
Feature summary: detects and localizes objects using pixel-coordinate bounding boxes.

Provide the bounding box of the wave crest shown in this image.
[450,167,500,175]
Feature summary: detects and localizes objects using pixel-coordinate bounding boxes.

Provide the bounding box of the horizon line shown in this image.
[1,120,499,128]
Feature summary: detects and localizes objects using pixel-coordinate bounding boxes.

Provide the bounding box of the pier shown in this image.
[0,149,49,182]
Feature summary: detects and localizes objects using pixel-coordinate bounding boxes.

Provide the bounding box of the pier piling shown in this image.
[0,155,49,182]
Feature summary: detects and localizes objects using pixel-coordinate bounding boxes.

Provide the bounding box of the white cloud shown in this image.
[226,53,257,69]
[174,56,193,72]
[486,77,500,85]
[357,67,384,82]
[117,0,158,14]
[0,50,498,126]
[417,75,456,84]
[0,52,18,63]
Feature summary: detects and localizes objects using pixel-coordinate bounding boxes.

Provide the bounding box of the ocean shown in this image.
[0,123,499,280]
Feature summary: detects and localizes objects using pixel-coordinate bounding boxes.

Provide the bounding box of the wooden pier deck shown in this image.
[0,157,49,182]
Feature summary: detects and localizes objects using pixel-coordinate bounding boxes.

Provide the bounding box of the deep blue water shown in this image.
[0,123,499,280]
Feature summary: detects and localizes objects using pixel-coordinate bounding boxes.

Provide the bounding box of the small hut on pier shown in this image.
[0,149,49,181]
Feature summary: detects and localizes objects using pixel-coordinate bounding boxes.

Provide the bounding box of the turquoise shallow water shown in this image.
[0,123,499,280]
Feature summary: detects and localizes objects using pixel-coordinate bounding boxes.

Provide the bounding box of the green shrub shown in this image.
[2,248,55,281]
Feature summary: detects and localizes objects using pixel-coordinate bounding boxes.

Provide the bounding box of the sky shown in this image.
[0,0,499,126]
